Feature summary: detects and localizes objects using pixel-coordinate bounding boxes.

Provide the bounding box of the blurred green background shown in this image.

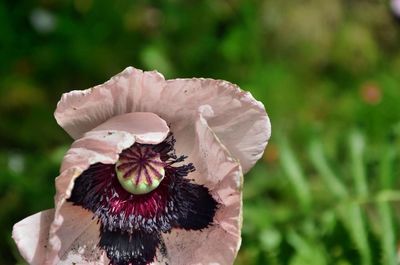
[1,0,400,264]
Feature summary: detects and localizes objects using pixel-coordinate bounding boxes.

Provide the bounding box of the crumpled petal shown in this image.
[161,109,242,265]
[46,204,105,265]
[92,112,169,144]
[55,66,270,173]
[12,209,54,265]
[12,205,107,265]
[47,114,168,265]
[163,79,270,173]
[57,219,108,265]
[54,67,165,140]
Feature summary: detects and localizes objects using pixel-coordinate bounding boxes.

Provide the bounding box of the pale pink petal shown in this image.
[58,223,108,265]
[92,112,169,144]
[54,67,165,139]
[12,206,106,265]
[162,79,270,173]
[45,203,107,265]
[60,130,134,173]
[12,209,54,265]
[162,111,242,265]
[55,67,270,172]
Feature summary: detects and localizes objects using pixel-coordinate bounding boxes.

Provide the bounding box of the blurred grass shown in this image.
[0,0,399,264]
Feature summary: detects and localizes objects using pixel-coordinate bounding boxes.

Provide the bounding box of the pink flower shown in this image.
[392,0,400,17]
[12,67,271,265]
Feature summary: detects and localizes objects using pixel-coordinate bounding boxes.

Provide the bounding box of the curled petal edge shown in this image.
[54,67,166,140]
[162,108,242,265]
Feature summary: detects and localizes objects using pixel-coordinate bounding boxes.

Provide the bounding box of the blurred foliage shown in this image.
[0,0,400,264]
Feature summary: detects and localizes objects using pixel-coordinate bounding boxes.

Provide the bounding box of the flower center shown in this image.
[115,144,165,195]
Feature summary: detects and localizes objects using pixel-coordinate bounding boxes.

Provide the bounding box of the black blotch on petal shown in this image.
[170,177,218,230]
[99,227,161,265]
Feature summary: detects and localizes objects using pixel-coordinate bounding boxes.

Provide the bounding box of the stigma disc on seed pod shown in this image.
[115,145,165,195]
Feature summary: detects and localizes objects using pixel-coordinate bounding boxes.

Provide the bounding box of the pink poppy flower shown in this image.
[12,67,271,265]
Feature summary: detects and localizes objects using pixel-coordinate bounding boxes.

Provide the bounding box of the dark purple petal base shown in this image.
[68,134,218,265]
[99,229,161,265]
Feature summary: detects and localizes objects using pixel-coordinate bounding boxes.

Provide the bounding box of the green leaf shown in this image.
[377,202,396,265]
[338,203,371,265]
[308,139,348,199]
[349,131,369,198]
[377,145,397,265]
[279,138,312,210]
[287,229,328,265]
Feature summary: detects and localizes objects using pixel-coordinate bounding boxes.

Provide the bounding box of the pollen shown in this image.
[116,144,165,195]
